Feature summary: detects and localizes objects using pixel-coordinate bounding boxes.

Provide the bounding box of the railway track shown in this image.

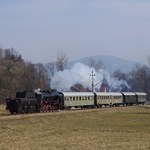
[0,105,145,120]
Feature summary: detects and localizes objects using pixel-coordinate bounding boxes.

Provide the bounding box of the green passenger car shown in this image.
[60,92,95,109]
[135,92,147,104]
[122,92,137,105]
[94,92,123,107]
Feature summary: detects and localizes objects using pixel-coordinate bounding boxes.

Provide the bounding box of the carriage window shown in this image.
[118,96,120,99]
[73,97,75,101]
[76,97,78,100]
[79,96,81,100]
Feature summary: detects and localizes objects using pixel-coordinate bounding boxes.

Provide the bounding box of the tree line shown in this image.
[0,48,150,103]
[0,48,50,103]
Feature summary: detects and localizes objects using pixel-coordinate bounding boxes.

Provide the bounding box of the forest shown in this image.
[0,47,150,103]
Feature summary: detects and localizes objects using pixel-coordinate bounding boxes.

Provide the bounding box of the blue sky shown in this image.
[0,0,150,64]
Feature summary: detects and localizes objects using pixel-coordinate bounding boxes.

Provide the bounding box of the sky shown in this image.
[0,0,150,64]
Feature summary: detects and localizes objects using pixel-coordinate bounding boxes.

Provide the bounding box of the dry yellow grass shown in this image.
[0,105,8,116]
[0,105,150,150]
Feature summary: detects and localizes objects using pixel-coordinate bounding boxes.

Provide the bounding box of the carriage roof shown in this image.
[94,92,122,96]
[135,92,147,96]
[121,92,136,96]
[61,92,94,97]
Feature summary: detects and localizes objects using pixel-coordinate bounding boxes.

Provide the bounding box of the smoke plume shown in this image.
[50,62,129,92]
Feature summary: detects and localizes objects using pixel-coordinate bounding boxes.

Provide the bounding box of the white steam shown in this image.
[50,62,129,92]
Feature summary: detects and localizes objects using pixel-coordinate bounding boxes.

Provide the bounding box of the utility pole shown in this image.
[90,71,95,92]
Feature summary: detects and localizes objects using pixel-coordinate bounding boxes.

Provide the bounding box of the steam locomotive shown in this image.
[6,89,60,114]
[6,89,147,114]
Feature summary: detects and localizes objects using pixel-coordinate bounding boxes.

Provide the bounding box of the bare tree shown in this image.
[3,48,22,62]
[88,58,104,71]
[148,55,150,67]
[46,62,55,77]
[35,63,50,89]
[55,52,68,71]
[129,64,150,99]
[113,69,126,80]
[0,48,3,60]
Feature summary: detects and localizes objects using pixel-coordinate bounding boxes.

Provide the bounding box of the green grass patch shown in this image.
[0,106,150,150]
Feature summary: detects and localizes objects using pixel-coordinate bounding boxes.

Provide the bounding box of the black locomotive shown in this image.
[6,89,61,114]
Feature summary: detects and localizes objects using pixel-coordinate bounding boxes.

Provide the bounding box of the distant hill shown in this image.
[71,55,138,73]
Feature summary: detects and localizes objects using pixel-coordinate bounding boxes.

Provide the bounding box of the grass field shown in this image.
[0,105,150,150]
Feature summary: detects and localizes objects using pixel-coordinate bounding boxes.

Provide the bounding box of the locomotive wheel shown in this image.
[48,104,59,111]
[10,110,14,115]
[40,104,49,113]
[18,108,26,114]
